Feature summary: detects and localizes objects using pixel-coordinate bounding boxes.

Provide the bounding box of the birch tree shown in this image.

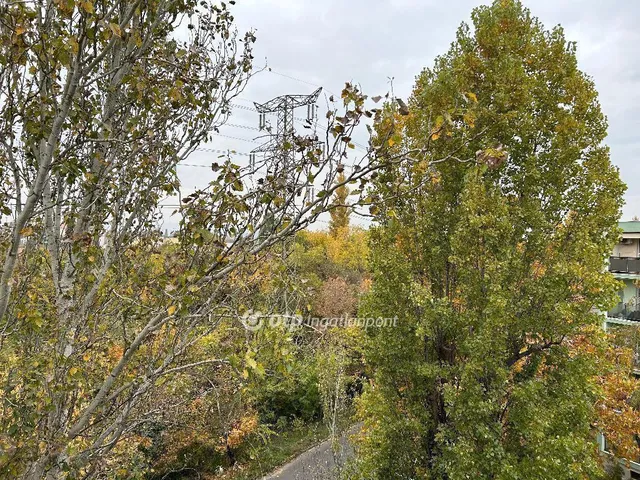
[0,0,481,476]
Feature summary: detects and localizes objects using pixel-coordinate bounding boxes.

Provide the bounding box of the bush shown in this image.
[149,440,228,479]
[254,367,322,427]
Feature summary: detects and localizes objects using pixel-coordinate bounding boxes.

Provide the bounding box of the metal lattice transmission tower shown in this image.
[250,87,322,200]
[250,88,322,315]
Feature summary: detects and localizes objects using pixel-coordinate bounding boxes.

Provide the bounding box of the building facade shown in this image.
[602,221,640,479]
[608,222,640,326]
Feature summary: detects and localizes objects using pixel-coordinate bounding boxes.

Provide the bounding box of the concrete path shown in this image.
[261,427,356,480]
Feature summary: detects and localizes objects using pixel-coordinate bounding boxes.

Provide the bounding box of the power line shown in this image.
[194,147,251,156]
[212,133,259,144]
[267,69,322,89]
[233,98,258,105]
[178,163,214,168]
[224,122,260,131]
[231,103,257,112]
[232,102,307,118]
[265,69,338,99]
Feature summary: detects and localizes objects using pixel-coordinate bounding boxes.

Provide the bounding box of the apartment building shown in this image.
[607,221,640,326]
[602,221,640,479]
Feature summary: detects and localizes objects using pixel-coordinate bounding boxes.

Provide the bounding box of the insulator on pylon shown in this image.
[305,185,314,202]
[249,153,256,170]
[259,113,266,130]
[307,104,316,122]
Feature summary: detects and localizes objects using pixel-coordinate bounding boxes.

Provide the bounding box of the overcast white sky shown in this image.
[168,0,640,232]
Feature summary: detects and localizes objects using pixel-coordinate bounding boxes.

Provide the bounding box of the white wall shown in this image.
[613,238,640,257]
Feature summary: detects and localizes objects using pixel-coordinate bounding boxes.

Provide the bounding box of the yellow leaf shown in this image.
[431,132,440,141]
[388,138,395,147]
[109,23,122,38]
[69,367,78,376]
[132,30,142,47]
[466,91,478,103]
[168,87,181,102]
[15,25,26,36]
[81,1,94,13]
[69,37,79,54]
[20,226,34,236]
[167,305,177,316]
[463,111,476,128]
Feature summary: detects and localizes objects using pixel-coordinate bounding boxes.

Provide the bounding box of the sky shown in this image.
[168,0,640,232]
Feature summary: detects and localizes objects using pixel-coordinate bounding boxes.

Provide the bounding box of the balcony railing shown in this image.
[608,302,640,322]
[609,256,640,274]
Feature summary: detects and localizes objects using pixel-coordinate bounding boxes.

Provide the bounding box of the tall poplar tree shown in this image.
[354,1,627,478]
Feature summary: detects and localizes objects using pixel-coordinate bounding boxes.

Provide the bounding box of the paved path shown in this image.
[261,427,356,480]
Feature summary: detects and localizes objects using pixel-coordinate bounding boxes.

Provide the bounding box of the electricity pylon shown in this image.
[249,88,322,316]
[249,87,322,197]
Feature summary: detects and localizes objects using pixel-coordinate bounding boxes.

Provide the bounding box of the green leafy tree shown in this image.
[354,1,626,478]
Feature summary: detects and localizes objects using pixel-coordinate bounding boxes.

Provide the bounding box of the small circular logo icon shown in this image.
[240,310,263,331]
